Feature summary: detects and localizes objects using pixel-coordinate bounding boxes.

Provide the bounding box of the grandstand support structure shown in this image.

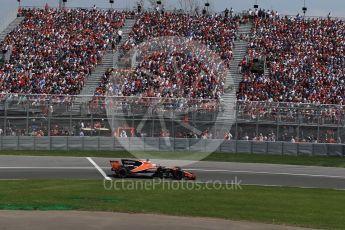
[0,17,24,43]
[71,18,137,115]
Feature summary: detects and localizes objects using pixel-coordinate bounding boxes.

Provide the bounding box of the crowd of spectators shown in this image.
[97,12,247,101]
[95,12,244,102]
[108,49,227,99]
[236,101,345,143]
[121,12,242,66]
[237,128,340,144]
[237,101,345,125]
[0,8,126,94]
[93,74,223,115]
[237,14,345,105]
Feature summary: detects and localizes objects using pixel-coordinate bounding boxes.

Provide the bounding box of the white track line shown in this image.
[86,157,112,181]
[185,168,345,179]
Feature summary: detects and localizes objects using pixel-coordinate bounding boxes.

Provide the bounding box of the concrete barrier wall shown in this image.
[0,136,344,157]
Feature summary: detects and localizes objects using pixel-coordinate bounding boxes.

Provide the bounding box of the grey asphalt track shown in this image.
[0,155,345,189]
[0,211,315,230]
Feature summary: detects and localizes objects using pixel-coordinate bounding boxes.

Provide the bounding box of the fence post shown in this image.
[143,137,146,152]
[317,106,321,141]
[49,136,52,151]
[173,138,175,152]
[187,138,190,152]
[82,136,85,151]
[26,103,29,135]
[158,137,161,151]
[204,139,207,153]
[66,136,69,151]
[235,102,239,140]
[113,137,116,151]
[281,142,284,155]
[4,100,7,136]
[326,144,330,156]
[48,98,51,137]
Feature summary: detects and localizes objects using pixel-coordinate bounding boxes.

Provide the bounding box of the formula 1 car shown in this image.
[110,159,196,180]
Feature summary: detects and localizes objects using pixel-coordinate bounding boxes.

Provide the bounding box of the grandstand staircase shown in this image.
[0,17,24,42]
[264,61,270,79]
[229,22,252,92]
[216,22,252,130]
[70,18,137,115]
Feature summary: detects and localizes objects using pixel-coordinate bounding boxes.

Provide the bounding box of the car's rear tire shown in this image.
[155,167,164,179]
[117,168,128,178]
[172,168,183,180]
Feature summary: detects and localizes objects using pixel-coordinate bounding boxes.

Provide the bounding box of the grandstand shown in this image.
[0,5,345,144]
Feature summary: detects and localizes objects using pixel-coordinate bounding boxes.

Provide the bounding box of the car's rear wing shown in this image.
[110,160,121,171]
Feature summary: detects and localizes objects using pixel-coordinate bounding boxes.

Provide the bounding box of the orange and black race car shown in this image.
[110,159,196,180]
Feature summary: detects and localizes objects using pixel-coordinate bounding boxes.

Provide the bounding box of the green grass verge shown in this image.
[0,180,344,229]
[0,150,345,168]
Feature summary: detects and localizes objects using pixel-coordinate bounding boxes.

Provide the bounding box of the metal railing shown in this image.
[0,94,344,144]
